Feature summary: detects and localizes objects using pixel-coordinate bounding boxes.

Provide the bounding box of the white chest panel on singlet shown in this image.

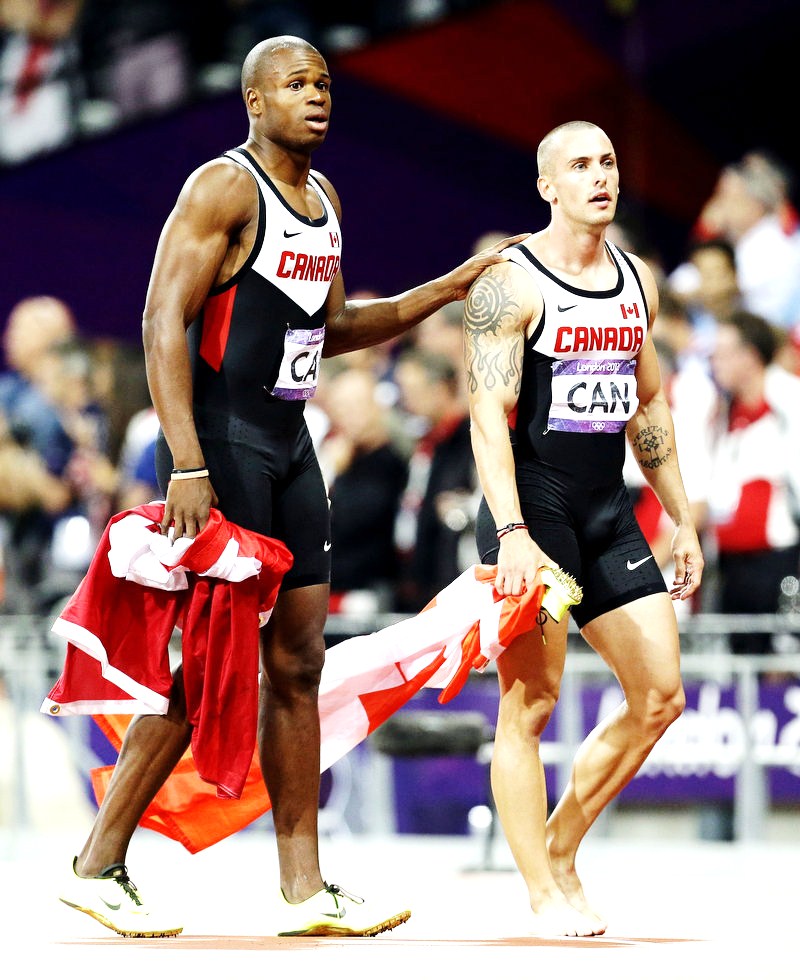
[229,150,342,319]
[223,150,342,400]
[509,241,648,434]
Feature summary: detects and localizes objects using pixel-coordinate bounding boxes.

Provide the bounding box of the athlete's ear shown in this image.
[245,86,262,116]
[537,175,554,204]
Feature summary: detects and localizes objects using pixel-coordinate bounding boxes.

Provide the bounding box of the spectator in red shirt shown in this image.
[708,310,800,655]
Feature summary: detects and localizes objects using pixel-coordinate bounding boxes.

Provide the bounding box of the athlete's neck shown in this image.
[244,135,312,190]
[535,223,611,282]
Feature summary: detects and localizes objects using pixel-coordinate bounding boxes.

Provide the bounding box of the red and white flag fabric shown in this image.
[41,504,293,801]
[316,564,546,771]
[43,506,548,853]
[91,567,547,852]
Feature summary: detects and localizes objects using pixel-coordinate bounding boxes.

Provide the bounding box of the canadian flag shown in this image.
[90,565,548,853]
[620,302,640,319]
[42,504,293,802]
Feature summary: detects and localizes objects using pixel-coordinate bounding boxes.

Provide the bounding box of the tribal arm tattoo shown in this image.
[464,269,524,399]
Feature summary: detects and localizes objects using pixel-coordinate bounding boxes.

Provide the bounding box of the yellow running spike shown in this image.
[539,566,583,623]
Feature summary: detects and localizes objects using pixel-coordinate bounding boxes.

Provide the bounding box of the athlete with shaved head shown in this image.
[59,35,524,938]
[464,121,704,936]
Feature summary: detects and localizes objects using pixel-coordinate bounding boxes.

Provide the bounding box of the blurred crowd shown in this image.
[311,148,800,651]
[4,147,800,664]
[0,294,158,615]
[2,4,800,667]
[0,0,485,166]
[617,147,800,658]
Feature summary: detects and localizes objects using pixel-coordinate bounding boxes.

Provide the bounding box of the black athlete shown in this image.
[60,34,525,939]
[465,120,703,937]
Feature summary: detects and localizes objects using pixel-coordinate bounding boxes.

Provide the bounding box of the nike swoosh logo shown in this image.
[323,541,332,552]
[557,304,577,312]
[322,909,346,919]
[283,230,303,238]
[101,897,122,911]
[626,555,654,571]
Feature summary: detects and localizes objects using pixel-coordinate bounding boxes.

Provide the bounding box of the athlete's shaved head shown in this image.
[537,120,606,177]
[240,35,320,96]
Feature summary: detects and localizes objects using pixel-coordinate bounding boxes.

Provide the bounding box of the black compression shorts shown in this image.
[156,407,330,590]
[475,458,666,629]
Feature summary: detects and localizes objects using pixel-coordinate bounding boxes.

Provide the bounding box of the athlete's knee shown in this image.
[632,680,685,738]
[260,584,329,699]
[661,681,686,727]
[499,690,558,742]
[261,634,325,700]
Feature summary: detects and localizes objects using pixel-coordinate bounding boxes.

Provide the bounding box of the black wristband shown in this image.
[496,522,528,540]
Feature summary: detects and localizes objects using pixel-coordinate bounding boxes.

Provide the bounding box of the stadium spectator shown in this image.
[670,152,800,330]
[394,347,478,610]
[0,295,77,475]
[320,365,408,613]
[707,310,800,658]
[624,297,716,612]
[414,300,468,404]
[76,0,191,122]
[0,297,79,610]
[0,0,84,164]
[679,238,743,364]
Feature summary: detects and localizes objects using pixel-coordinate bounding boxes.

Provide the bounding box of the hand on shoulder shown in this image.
[447,232,532,300]
[465,252,540,332]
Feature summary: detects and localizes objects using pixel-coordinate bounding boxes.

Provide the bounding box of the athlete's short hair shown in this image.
[537,120,602,177]
[240,35,318,96]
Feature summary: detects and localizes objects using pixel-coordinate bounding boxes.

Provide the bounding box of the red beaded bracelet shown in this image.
[496,522,528,539]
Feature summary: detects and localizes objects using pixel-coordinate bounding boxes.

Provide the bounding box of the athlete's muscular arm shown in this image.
[465,264,555,596]
[142,161,253,539]
[627,259,704,599]
[313,175,530,356]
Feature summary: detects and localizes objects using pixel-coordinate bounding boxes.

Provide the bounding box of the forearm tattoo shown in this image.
[464,274,523,395]
[632,424,673,470]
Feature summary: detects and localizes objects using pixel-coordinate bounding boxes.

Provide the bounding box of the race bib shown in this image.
[268,326,325,401]
[547,358,638,433]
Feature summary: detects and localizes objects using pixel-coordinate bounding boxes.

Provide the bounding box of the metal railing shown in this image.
[2,612,799,841]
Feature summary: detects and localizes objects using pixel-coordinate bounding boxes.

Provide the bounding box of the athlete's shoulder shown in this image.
[309,168,342,217]
[175,154,255,225]
[621,249,659,315]
[480,238,540,291]
[181,154,256,199]
[309,166,332,189]
[466,256,539,328]
[620,247,652,277]
[474,253,531,284]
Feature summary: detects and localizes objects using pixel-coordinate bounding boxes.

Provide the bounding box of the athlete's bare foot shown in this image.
[528,894,604,937]
[548,858,607,933]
